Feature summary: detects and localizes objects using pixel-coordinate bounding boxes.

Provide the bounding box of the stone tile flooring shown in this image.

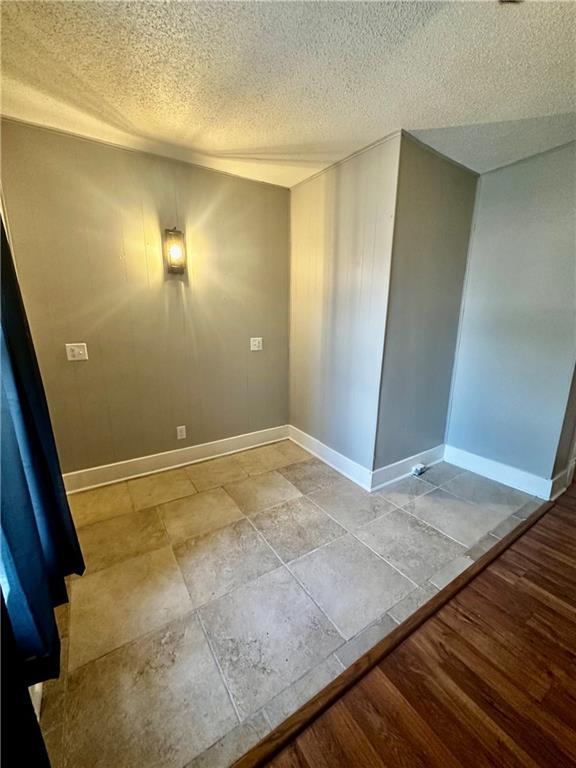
[43,441,542,768]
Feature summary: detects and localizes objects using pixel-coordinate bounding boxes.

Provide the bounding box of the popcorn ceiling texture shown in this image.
[1,1,575,187]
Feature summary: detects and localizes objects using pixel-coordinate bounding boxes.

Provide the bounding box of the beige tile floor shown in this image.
[42,440,542,768]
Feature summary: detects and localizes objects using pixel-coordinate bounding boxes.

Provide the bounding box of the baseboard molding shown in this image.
[287,426,373,490]
[549,458,575,501]
[443,445,560,500]
[64,425,289,493]
[29,683,42,719]
[568,457,576,487]
[64,427,570,501]
[64,424,428,494]
[370,444,445,491]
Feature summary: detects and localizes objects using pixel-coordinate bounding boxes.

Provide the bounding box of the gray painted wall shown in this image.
[446,142,576,479]
[374,136,477,469]
[2,121,290,472]
[290,135,401,469]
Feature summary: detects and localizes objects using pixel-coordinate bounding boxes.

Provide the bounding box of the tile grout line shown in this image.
[67,457,519,749]
[67,608,198,677]
[196,610,244,725]
[76,471,507,604]
[164,494,288,721]
[396,487,528,548]
[333,652,347,671]
[435,475,534,513]
[66,520,500,680]
[284,560,349,641]
[302,487,501,594]
[244,516,349,642]
[256,524,350,570]
[391,490,482,547]
[173,512,286,613]
[385,501,471,549]
[247,497,438,657]
[239,492,304,519]
[66,459,528,766]
[69,458,527,676]
[260,707,273,731]
[333,613,402,668]
[262,650,348,727]
[181,506,351,734]
[304,495,420,588]
[347,534,419,589]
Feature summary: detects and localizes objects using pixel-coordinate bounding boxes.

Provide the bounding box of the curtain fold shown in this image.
[1,593,51,767]
[1,219,84,686]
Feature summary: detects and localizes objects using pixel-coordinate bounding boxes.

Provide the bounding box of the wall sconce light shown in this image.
[163,228,186,274]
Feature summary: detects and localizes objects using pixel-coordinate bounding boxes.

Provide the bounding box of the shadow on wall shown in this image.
[294,165,350,454]
[1,123,290,472]
[411,112,576,173]
[1,0,448,188]
[289,136,400,469]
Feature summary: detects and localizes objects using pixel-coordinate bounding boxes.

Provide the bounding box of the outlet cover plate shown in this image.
[65,343,88,361]
[250,337,263,351]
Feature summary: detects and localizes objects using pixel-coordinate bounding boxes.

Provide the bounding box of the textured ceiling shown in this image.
[1,1,575,187]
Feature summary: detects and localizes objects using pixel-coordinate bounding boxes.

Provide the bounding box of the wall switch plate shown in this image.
[250,337,263,351]
[65,343,88,361]
[176,425,187,440]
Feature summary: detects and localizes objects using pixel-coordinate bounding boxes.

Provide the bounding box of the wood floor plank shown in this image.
[450,586,573,686]
[519,572,576,622]
[532,514,576,540]
[540,684,576,732]
[514,536,576,580]
[550,505,576,523]
[297,701,386,768]
[461,579,576,691]
[238,485,576,768]
[268,745,309,768]
[416,621,576,766]
[535,521,576,549]
[383,639,539,768]
[488,553,576,618]
[487,554,529,585]
[344,666,463,768]
[525,526,576,559]
[526,608,576,656]
[438,601,553,700]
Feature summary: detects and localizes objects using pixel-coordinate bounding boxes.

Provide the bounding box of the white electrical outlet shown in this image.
[65,343,88,361]
[250,337,263,351]
[176,425,186,440]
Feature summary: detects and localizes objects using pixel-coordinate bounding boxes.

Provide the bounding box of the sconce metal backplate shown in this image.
[163,227,186,274]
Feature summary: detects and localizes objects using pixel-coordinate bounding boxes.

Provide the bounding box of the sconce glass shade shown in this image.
[163,228,186,274]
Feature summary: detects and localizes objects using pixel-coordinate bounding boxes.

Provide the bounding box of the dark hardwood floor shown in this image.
[239,484,576,768]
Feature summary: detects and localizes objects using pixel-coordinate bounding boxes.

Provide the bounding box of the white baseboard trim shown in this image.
[29,683,43,719]
[549,458,576,501]
[65,426,572,502]
[568,457,576,487]
[64,425,289,493]
[287,426,373,490]
[287,428,444,493]
[370,444,445,492]
[443,445,560,500]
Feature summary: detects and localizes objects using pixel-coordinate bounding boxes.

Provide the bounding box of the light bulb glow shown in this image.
[168,243,183,263]
[163,228,187,274]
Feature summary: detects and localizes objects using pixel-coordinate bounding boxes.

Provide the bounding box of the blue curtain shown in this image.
[1,220,84,686]
[2,592,51,767]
